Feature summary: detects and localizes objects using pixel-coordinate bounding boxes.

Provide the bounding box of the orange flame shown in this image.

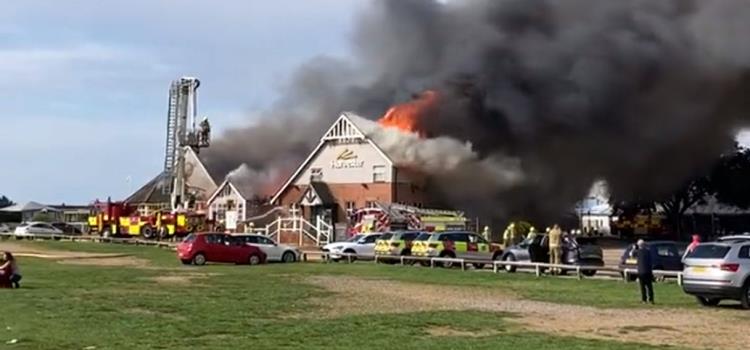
[378,90,438,137]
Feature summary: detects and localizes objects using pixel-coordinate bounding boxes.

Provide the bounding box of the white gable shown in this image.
[271,113,394,204]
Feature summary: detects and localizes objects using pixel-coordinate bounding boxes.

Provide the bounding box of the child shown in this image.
[0,252,21,288]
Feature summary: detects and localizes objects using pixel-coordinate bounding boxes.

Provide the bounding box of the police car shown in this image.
[374,231,426,262]
[411,231,502,268]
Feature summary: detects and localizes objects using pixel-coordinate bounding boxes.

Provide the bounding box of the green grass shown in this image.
[1,241,691,349]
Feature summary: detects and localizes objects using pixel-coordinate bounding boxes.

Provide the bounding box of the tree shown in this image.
[0,195,12,209]
[657,176,712,239]
[710,146,750,209]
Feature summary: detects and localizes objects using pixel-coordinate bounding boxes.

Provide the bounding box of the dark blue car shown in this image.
[619,240,684,280]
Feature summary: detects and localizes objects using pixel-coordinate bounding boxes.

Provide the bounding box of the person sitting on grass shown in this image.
[0,252,21,289]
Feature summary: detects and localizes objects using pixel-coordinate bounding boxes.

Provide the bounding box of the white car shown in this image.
[233,234,301,263]
[322,233,382,261]
[0,223,10,233]
[14,222,64,236]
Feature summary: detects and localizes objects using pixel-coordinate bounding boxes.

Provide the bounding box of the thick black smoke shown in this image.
[202,0,750,222]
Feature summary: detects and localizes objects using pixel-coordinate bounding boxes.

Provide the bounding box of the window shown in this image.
[687,245,731,259]
[469,234,488,244]
[242,235,258,244]
[258,236,275,245]
[656,245,678,257]
[310,168,323,182]
[222,185,232,196]
[346,201,357,213]
[739,246,750,259]
[204,234,220,244]
[363,234,380,244]
[402,232,420,241]
[373,165,386,182]
[365,201,377,209]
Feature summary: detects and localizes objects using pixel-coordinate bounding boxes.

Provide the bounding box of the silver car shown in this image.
[682,241,750,308]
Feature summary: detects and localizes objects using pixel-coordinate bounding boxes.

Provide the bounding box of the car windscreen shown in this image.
[346,235,363,242]
[415,233,431,241]
[183,234,196,243]
[687,244,731,259]
[380,233,394,241]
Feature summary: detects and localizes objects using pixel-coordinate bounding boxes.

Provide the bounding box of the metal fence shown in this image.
[0,232,682,285]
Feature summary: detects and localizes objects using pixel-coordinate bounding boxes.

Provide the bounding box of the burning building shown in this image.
[270,112,436,231]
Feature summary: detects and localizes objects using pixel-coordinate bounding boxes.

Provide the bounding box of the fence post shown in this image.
[678,272,683,286]
[623,270,629,283]
[461,260,465,271]
[493,262,498,274]
[576,266,582,280]
[535,264,541,277]
[431,259,435,268]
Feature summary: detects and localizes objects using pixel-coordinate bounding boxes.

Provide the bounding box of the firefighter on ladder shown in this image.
[199,117,211,146]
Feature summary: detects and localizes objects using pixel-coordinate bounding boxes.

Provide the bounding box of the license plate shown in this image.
[625,259,636,264]
[692,266,706,273]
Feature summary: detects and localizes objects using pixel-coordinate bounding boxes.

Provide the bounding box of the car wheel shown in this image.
[695,296,721,307]
[281,251,296,263]
[581,270,596,277]
[473,263,485,269]
[503,255,517,273]
[439,251,455,268]
[248,254,261,266]
[741,281,750,310]
[343,249,358,262]
[192,253,207,266]
[180,259,192,265]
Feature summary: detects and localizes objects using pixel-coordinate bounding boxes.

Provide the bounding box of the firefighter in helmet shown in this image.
[482,226,491,241]
[199,116,211,145]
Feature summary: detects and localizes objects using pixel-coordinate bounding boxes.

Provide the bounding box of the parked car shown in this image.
[500,234,604,276]
[321,233,382,261]
[619,241,683,280]
[233,234,301,263]
[14,222,64,237]
[374,231,423,259]
[411,231,502,268]
[176,233,267,266]
[717,234,750,242]
[0,223,10,233]
[682,241,750,308]
[51,222,83,235]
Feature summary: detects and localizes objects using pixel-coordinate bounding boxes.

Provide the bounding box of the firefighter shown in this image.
[199,117,211,145]
[482,226,491,241]
[548,224,563,275]
[527,226,538,240]
[502,223,512,247]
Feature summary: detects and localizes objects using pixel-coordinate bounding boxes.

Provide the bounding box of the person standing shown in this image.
[636,239,655,304]
[548,224,563,275]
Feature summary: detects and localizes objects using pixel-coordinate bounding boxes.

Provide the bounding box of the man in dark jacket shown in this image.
[636,239,654,304]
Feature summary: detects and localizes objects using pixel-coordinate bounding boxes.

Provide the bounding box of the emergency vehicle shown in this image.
[611,212,665,237]
[87,200,210,239]
[349,203,470,234]
[373,231,425,259]
[411,231,503,268]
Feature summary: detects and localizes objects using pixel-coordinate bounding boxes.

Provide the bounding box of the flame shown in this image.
[378,90,438,137]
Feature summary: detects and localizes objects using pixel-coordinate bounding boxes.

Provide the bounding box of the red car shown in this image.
[177,233,266,265]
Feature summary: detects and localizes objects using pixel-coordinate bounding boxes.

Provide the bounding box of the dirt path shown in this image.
[0,242,149,267]
[306,276,749,350]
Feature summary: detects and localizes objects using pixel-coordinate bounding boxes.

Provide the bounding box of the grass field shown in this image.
[0,241,711,349]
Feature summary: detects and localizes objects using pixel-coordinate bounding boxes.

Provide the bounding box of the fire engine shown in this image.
[349,202,470,234]
[86,200,212,239]
[610,210,665,237]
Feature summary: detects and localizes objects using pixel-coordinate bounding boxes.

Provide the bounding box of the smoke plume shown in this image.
[202,0,750,222]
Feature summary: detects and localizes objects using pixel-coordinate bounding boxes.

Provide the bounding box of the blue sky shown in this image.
[0,1,364,204]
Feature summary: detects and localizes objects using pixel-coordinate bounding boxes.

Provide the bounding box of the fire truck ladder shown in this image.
[162,82,179,195]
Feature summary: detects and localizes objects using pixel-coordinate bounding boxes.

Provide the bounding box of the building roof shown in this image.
[0,201,61,213]
[125,147,217,205]
[270,112,393,204]
[125,172,171,204]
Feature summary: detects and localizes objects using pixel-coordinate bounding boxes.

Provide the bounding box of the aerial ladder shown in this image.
[162,77,210,211]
